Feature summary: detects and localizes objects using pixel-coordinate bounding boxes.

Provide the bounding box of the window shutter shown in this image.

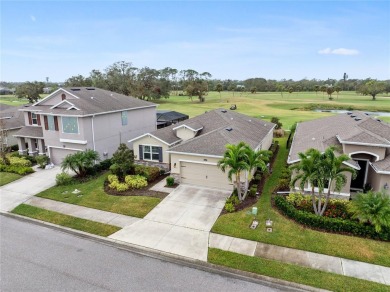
[158,147,163,163]
[44,116,48,130]
[28,112,32,125]
[139,145,143,160]
[54,116,59,131]
[37,115,41,126]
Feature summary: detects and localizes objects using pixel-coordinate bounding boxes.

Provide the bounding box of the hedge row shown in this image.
[274,195,390,241]
[0,164,34,175]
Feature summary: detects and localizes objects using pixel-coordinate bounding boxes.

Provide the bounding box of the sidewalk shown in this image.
[209,233,390,285]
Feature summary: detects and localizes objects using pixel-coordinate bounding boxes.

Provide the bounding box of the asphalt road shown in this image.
[0,215,294,292]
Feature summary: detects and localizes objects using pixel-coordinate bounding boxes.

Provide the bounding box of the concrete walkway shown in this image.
[0,166,63,212]
[209,233,390,285]
[26,197,140,228]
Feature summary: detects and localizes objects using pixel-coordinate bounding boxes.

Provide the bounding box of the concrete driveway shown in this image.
[0,166,63,212]
[109,184,231,261]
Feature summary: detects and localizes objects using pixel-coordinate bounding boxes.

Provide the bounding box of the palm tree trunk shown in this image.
[236,172,243,201]
[320,185,332,216]
[311,185,319,215]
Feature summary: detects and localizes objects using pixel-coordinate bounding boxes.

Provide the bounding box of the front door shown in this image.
[350,160,367,190]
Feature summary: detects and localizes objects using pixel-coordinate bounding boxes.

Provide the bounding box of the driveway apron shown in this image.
[0,166,63,212]
[109,184,231,261]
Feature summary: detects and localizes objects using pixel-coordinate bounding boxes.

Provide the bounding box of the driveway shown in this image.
[109,184,231,261]
[0,166,63,212]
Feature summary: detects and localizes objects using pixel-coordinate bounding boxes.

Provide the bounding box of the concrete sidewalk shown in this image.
[0,166,63,212]
[25,197,140,228]
[209,233,390,285]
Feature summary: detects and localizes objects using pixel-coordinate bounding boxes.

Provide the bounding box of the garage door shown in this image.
[180,161,233,191]
[50,148,79,165]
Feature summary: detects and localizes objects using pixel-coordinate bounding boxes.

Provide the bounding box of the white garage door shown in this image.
[180,161,233,191]
[50,148,79,165]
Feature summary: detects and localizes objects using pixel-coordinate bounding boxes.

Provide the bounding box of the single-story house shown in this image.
[156,110,189,129]
[288,111,390,197]
[129,109,275,190]
[14,87,156,164]
[0,105,25,147]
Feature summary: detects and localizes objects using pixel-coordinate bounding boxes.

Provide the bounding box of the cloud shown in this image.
[318,47,359,55]
[30,15,36,22]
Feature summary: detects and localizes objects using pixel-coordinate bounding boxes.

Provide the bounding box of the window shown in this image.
[47,115,55,131]
[143,145,160,161]
[121,111,128,126]
[31,113,38,125]
[62,117,79,134]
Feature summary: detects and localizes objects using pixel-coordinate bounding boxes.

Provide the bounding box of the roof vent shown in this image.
[364,113,370,116]
[350,115,356,118]
[355,118,362,121]
[225,127,233,131]
[312,137,316,141]
[86,87,95,90]
[91,96,94,99]
[70,88,80,91]
[347,112,352,115]
[377,119,382,122]
[221,109,227,113]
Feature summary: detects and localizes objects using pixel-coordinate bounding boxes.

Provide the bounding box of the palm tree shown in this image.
[290,148,322,214]
[244,147,271,199]
[218,142,249,201]
[318,147,356,216]
[61,149,100,177]
[349,191,390,233]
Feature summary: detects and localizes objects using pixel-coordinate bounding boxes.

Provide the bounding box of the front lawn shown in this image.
[212,137,390,267]
[0,172,22,186]
[208,249,390,292]
[12,204,120,236]
[36,173,162,218]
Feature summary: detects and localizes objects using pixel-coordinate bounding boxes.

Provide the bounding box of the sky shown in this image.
[1,1,389,82]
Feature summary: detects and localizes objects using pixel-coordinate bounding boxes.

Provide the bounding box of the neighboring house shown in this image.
[156,110,189,129]
[0,105,26,147]
[13,87,156,165]
[0,87,15,95]
[130,109,275,190]
[288,111,390,197]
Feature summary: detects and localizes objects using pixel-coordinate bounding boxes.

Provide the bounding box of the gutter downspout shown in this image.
[91,115,96,151]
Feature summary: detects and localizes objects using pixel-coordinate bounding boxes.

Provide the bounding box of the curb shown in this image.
[1,211,327,292]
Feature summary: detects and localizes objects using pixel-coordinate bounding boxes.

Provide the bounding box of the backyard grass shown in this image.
[0,94,32,106]
[212,137,390,267]
[36,173,161,218]
[12,204,120,236]
[208,248,390,292]
[0,172,22,186]
[155,91,390,129]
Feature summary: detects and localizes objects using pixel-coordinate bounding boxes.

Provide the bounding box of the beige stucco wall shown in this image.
[343,144,386,161]
[4,128,20,146]
[367,166,390,194]
[175,127,196,141]
[132,135,169,163]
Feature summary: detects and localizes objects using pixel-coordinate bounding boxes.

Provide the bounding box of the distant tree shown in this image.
[362,80,386,101]
[15,81,44,103]
[277,84,284,98]
[326,86,335,100]
[64,75,92,87]
[250,86,257,94]
[314,85,320,96]
[271,117,282,129]
[320,85,327,99]
[334,85,341,98]
[215,83,223,99]
[288,86,293,95]
[228,84,236,96]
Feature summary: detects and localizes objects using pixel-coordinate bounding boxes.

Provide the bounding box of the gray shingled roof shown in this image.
[22,87,156,116]
[288,111,390,165]
[0,105,26,130]
[149,109,275,156]
[14,126,43,138]
[372,156,390,173]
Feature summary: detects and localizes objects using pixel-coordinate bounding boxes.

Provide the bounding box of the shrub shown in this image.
[286,193,307,206]
[109,181,129,192]
[224,202,235,213]
[274,129,285,138]
[274,195,390,241]
[134,165,160,182]
[111,144,134,179]
[249,185,258,197]
[278,178,291,190]
[125,175,148,189]
[226,195,240,206]
[0,164,34,175]
[271,117,282,129]
[166,176,175,186]
[99,159,112,171]
[9,157,32,167]
[107,174,119,184]
[56,172,74,186]
[254,174,262,182]
[35,155,49,168]
[61,149,100,177]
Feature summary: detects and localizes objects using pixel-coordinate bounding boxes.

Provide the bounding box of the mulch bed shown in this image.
[104,174,169,199]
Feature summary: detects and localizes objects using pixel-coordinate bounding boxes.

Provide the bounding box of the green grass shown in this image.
[0,94,49,106]
[212,137,390,267]
[12,204,120,236]
[0,172,22,186]
[36,173,161,218]
[155,91,390,129]
[208,248,390,292]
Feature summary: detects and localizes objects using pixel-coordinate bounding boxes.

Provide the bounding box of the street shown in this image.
[0,215,292,292]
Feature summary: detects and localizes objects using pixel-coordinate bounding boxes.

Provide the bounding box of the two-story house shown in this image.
[14,87,156,164]
[288,111,390,197]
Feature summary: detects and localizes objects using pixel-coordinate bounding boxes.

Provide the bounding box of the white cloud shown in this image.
[30,15,36,22]
[318,47,359,55]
